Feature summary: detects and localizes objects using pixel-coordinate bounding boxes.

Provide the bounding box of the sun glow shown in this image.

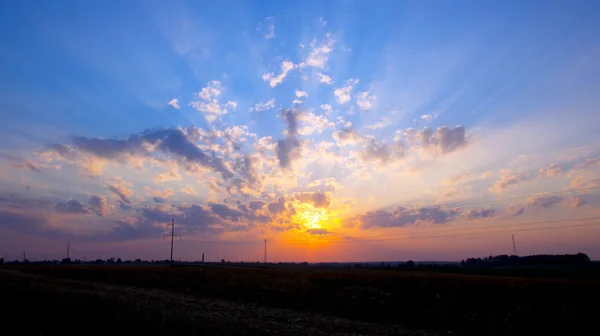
[296,207,329,229]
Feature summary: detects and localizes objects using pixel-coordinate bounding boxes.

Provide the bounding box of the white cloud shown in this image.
[262,60,295,87]
[180,185,197,196]
[225,101,238,110]
[298,112,335,135]
[197,80,222,101]
[365,117,391,130]
[334,79,358,105]
[295,90,308,98]
[356,91,376,110]
[299,35,335,69]
[189,81,229,123]
[421,114,433,122]
[189,100,227,122]
[249,98,276,112]
[292,100,303,104]
[317,72,334,84]
[168,98,180,110]
[265,24,275,39]
[320,104,333,114]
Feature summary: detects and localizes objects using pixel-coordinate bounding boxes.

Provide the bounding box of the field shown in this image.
[1,264,599,335]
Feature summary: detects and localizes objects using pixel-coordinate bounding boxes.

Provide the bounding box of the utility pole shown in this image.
[22,250,26,263]
[66,240,71,259]
[264,239,267,263]
[512,235,518,256]
[169,219,175,264]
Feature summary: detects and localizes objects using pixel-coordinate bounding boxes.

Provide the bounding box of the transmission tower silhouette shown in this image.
[512,234,518,256]
[66,240,70,259]
[264,239,267,263]
[165,219,175,264]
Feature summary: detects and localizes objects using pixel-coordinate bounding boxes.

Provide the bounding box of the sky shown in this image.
[1,0,600,262]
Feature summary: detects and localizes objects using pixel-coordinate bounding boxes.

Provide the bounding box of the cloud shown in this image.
[356,91,376,110]
[40,144,77,161]
[421,114,433,122]
[168,98,180,109]
[263,60,295,87]
[365,117,391,130]
[189,81,231,123]
[526,194,564,208]
[152,188,174,199]
[180,185,197,196]
[440,189,463,199]
[442,172,470,186]
[306,228,332,235]
[0,153,41,172]
[248,200,266,210]
[55,199,91,215]
[0,209,48,232]
[463,208,495,220]
[70,127,235,180]
[320,104,333,114]
[295,90,308,98]
[276,109,302,168]
[250,98,276,112]
[296,192,331,208]
[358,206,456,229]
[225,101,238,109]
[209,202,244,221]
[481,171,494,179]
[107,179,134,205]
[539,163,563,177]
[564,196,586,209]
[506,205,525,217]
[402,126,467,155]
[264,24,275,39]
[300,35,335,68]
[153,167,182,183]
[333,124,363,146]
[489,172,531,193]
[267,197,287,214]
[360,139,404,164]
[334,79,359,104]
[116,200,131,210]
[197,80,222,101]
[317,72,333,84]
[570,176,600,189]
[298,112,334,135]
[89,195,115,217]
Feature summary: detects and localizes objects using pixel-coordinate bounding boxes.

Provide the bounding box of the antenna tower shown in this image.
[263,239,267,263]
[512,234,517,256]
[66,240,71,259]
[166,219,175,264]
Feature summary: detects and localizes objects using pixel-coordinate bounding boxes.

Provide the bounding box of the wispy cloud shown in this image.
[262,60,295,87]
[168,98,180,109]
[249,98,276,112]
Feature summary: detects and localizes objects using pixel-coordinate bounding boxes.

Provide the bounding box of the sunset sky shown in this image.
[1,1,599,262]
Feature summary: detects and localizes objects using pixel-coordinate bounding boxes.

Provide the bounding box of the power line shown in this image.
[354,185,600,220]
[273,222,600,245]
[177,216,600,245]
[275,216,600,243]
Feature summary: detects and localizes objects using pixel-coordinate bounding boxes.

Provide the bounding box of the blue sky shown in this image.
[1,1,600,261]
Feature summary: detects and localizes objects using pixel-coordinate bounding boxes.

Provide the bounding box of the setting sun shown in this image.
[296,207,329,230]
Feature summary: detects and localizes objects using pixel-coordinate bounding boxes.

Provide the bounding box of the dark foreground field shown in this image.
[1,265,598,335]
